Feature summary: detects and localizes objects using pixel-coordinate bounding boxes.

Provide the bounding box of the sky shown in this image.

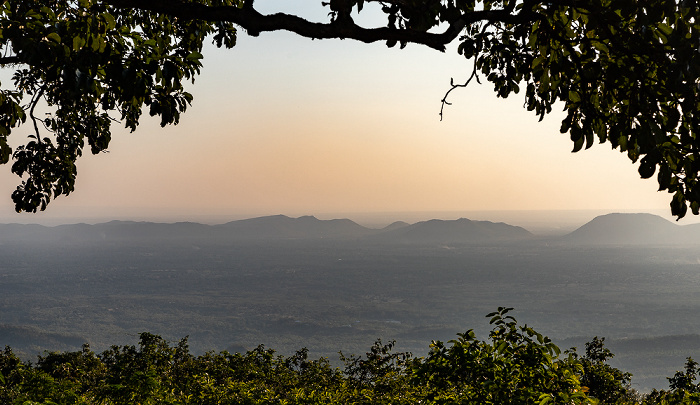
[0,2,688,229]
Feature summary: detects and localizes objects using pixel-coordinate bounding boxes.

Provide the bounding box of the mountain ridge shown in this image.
[3,212,700,245]
[0,214,533,244]
[372,217,533,243]
[563,212,700,245]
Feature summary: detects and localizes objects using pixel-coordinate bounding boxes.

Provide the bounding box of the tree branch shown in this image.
[0,56,21,65]
[101,0,536,51]
[440,59,481,121]
[29,85,46,144]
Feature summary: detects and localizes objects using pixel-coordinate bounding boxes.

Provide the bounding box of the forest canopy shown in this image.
[0,0,698,217]
[4,308,700,404]
[0,309,631,404]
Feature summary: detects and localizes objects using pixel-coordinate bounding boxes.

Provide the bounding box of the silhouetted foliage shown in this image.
[644,358,700,405]
[9,310,700,404]
[0,310,598,405]
[1,1,700,217]
[571,336,637,405]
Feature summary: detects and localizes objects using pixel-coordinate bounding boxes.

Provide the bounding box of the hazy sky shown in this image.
[0,2,686,226]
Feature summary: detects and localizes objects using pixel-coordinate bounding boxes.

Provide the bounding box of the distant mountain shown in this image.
[0,223,50,242]
[374,218,533,244]
[382,221,410,232]
[0,216,375,243]
[564,213,700,245]
[0,215,535,244]
[215,215,374,239]
[0,223,76,244]
[0,221,213,244]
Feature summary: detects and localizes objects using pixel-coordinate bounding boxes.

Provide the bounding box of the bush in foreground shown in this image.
[0,308,674,405]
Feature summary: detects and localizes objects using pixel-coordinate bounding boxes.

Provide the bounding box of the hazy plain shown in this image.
[1,212,700,393]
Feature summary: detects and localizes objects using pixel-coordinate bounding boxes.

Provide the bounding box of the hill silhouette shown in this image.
[0,215,537,244]
[9,213,700,245]
[564,213,700,245]
[374,218,533,244]
[215,215,374,239]
[382,220,410,232]
[0,215,376,244]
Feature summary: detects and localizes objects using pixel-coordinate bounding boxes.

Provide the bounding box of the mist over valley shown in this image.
[2,212,700,392]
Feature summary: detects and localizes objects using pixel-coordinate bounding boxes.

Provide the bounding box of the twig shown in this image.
[439,59,480,121]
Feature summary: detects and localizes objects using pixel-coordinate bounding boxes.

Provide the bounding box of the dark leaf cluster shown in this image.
[0,0,237,212]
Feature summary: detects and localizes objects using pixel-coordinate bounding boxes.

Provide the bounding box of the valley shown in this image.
[1,213,700,392]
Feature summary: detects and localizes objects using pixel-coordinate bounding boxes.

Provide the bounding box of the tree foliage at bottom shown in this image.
[2,308,691,405]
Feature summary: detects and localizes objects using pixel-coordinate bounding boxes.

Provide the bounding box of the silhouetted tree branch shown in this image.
[102,0,538,51]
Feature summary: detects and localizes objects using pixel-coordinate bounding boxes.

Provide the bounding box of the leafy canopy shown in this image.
[0,0,237,212]
[0,309,606,405]
[1,0,699,218]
